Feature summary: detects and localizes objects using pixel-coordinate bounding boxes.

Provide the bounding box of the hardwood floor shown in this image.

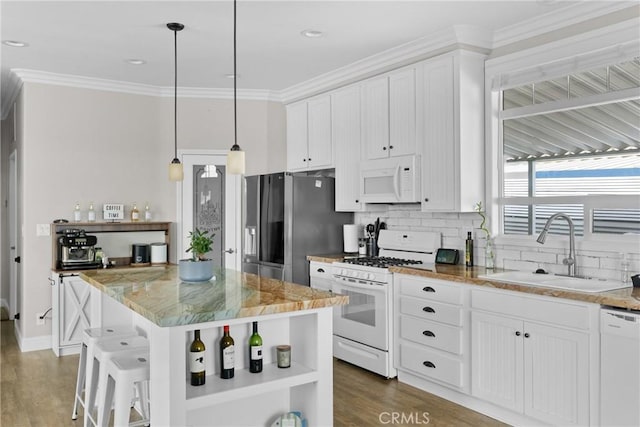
[1,320,505,426]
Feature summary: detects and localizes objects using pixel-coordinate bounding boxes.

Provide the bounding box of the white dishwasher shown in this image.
[600,307,640,427]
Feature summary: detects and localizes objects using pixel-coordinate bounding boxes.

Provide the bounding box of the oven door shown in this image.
[333,276,389,351]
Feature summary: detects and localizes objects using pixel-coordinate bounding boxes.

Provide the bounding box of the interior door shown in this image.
[9,150,18,319]
[179,152,241,271]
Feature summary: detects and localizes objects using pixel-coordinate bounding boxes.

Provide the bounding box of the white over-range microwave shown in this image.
[360,154,421,203]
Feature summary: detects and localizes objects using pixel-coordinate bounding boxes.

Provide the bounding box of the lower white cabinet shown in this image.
[51,273,100,356]
[394,273,599,426]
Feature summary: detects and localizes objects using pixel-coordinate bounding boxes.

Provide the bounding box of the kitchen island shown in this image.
[80,265,347,427]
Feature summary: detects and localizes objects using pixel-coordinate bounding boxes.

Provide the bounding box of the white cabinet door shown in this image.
[471,311,524,412]
[307,95,333,170]
[286,102,309,171]
[524,322,589,426]
[361,76,389,161]
[389,68,416,158]
[332,85,364,212]
[419,55,456,210]
[418,51,485,212]
[56,275,100,353]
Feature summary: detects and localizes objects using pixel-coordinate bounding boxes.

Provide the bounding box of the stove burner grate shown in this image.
[344,257,423,268]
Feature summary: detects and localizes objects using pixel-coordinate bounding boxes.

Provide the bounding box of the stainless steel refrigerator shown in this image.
[243,172,353,286]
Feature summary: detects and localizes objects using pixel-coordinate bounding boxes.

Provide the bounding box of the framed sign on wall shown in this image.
[103,204,124,221]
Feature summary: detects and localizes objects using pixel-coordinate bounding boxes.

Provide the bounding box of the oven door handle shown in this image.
[334,278,386,292]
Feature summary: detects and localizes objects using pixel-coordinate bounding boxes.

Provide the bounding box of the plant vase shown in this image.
[179,259,214,282]
[484,237,495,269]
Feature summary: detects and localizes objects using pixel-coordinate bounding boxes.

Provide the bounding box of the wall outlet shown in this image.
[36,313,45,326]
[36,224,51,237]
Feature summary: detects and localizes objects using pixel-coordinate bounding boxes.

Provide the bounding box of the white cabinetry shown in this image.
[309,261,335,292]
[332,85,364,211]
[394,274,469,392]
[362,67,416,161]
[51,273,100,356]
[286,95,333,172]
[418,51,485,212]
[471,288,594,426]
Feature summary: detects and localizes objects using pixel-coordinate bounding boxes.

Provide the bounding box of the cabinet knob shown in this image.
[308,158,312,161]
[422,286,435,293]
[383,147,387,151]
[423,361,436,368]
[355,199,359,203]
[389,145,394,149]
[424,198,429,202]
[422,330,435,337]
[515,331,521,336]
[422,306,435,313]
[317,268,325,273]
[303,158,306,162]
[524,333,530,338]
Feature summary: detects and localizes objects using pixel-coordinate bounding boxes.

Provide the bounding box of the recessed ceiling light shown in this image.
[126,59,146,65]
[3,40,28,47]
[301,29,323,38]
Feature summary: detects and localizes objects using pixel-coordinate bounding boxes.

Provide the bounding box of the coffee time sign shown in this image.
[103,204,124,221]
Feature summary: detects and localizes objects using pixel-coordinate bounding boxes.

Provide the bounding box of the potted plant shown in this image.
[179,228,215,282]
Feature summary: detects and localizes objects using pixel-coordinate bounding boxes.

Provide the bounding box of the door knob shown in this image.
[224,248,235,254]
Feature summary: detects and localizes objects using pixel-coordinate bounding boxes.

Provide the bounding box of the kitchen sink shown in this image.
[478,271,631,293]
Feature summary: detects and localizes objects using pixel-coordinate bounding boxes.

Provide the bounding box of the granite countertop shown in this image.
[80,265,348,327]
[307,254,639,310]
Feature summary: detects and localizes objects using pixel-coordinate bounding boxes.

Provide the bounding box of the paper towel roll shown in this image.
[151,242,167,264]
[343,224,359,253]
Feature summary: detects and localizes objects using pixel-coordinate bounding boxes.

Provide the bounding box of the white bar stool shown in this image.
[72,326,140,421]
[85,335,149,427]
[99,351,151,427]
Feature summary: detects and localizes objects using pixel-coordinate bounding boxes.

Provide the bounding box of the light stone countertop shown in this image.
[80,265,348,327]
[306,254,639,310]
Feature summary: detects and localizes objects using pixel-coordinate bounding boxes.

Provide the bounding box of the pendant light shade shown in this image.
[168,22,184,181]
[226,0,246,175]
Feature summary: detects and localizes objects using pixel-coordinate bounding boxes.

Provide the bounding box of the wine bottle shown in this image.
[131,202,140,222]
[248,321,263,373]
[220,325,235,379]
[189,330,206,386]
[465,231,474,267]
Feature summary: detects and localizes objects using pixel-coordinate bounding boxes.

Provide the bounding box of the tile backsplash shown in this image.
[354,204,639,282]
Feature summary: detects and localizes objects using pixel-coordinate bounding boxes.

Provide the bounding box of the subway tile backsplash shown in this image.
[354,205,639,282]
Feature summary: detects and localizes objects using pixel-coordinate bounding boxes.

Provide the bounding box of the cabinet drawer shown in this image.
[399,341,463,388]
[400,315,462,354]
[399,296,462,326]
[398,276,462,305]
[471,288,591,330]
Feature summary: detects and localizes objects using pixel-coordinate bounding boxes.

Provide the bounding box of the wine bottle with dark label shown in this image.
[189,329,206,386]
[465,231,474,267]
[220,325,235,379]
[249,321,263,373]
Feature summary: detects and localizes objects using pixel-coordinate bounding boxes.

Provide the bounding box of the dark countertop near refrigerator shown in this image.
[306,254,640,310]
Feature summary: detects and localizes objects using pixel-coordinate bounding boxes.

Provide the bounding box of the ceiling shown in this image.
[1,0,594,103]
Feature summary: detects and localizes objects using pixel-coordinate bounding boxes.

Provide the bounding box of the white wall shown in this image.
[6,82,285,345]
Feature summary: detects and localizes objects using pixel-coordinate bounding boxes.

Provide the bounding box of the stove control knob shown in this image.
[367,273,375,281]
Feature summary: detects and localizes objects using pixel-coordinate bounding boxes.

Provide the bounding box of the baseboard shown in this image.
[14,323,52,352]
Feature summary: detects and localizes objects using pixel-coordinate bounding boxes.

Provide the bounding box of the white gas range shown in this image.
[331,230,441,378]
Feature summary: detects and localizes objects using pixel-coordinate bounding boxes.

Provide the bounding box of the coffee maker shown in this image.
[56,229,100,270]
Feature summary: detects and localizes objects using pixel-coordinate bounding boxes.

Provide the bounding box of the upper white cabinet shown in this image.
[362,67,416,161]
[418,51,485,212]
[286,95,333,172]
[332,85,364,212]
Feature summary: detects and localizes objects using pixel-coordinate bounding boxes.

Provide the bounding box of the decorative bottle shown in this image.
[73,203,82,222]
[485,237,495,269]
[87,202,96,222]
[144,202,152,222]
[465,231,474,267]
[131,202,140,222]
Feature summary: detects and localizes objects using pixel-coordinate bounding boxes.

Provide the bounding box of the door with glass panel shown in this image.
[179,152,241,271]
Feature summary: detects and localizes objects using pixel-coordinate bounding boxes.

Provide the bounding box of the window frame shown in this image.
[484,20,640,250]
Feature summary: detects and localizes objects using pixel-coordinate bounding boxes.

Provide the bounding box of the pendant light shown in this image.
[168,22,185,181]
[226,0,246,175]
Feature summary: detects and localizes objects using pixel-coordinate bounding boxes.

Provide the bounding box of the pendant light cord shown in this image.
[174,27,178,159]
[233,0,238,149]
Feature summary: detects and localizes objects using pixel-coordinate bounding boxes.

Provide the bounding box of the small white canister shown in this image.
[343,224,359,254]
[150,242,167,265]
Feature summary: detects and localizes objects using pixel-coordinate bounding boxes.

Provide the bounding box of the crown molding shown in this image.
[279,25,492,104]
[9,69,281,102]
[492,1,639,48]
[0,71,23,120]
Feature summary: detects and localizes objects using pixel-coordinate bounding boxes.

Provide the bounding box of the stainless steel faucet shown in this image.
[536,213,576,277]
